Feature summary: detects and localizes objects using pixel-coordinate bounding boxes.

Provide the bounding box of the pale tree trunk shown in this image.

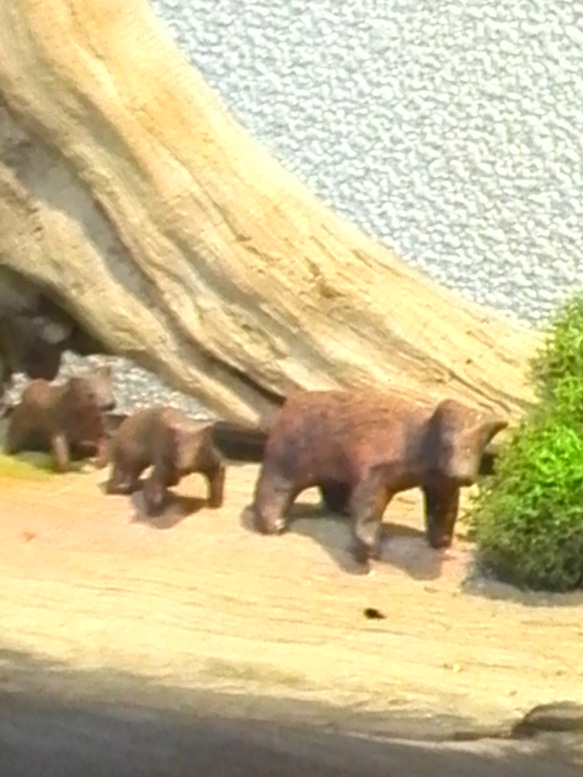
[0,0,539,425]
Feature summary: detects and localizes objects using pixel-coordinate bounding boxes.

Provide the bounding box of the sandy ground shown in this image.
[0,461,581,732]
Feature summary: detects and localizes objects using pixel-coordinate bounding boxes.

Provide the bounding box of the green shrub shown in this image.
[469,409,583,591]
[531,294,583,415]
[468,292,583,591]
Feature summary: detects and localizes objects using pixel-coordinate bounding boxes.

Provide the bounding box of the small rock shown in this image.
[443,662,462,672]
[512,701,583,737]
[363,607,386,620]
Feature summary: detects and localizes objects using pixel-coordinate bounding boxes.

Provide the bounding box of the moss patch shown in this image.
[0,453,87,482]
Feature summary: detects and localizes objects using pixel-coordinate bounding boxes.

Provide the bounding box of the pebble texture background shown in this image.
[16,0,583,413]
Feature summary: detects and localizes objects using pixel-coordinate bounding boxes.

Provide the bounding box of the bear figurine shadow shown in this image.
[129,487,209,531]
[241,490,454,579]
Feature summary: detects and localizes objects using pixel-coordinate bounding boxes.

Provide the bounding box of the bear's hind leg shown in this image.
[205,461,226,509]
[319,480,351,515]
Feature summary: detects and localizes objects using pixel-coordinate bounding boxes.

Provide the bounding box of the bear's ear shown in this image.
[475,418,508,451]
[428,397,467,442]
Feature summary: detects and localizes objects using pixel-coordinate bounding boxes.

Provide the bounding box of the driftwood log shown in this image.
[0,0,540,426]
